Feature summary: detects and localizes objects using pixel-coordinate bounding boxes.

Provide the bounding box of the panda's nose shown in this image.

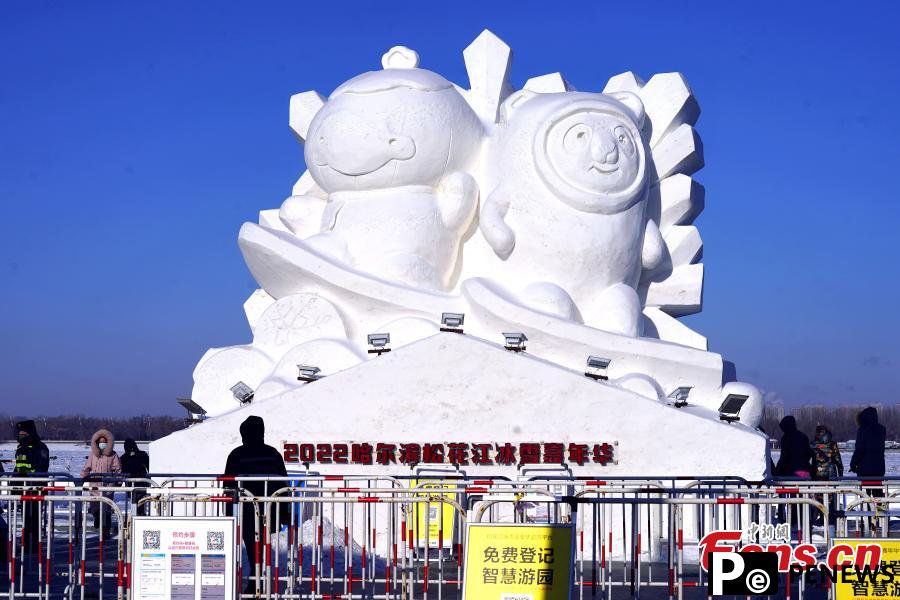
[593,133,619,164]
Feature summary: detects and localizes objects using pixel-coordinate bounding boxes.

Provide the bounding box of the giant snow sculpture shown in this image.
[158,31,767,479]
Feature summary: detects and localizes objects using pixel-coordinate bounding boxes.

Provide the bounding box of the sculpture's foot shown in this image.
[519,282,582,322]
[583,283,642,337]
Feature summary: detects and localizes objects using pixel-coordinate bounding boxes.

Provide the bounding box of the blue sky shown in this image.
[1,1,898,416]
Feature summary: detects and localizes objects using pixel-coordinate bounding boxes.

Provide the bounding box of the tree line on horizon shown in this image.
[761,403,898,442]
[1,413,186,442]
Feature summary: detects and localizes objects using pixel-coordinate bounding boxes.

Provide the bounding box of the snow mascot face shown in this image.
[495,90,648,214]
[478,91,657,336]
[305,68,482,192]
[299,64,483,291]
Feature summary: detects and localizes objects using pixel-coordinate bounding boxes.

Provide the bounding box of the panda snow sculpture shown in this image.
[478,90,665,337]
[283,49,483,292]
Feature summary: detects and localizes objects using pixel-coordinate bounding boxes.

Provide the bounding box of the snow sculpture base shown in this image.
[152,332,767,480]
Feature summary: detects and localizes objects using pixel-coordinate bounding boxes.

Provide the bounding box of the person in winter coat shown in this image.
[14,420,50,476]
[774,416,814,478]
[812,425,844,480]
[223,416,289,594]
[121,438,150,515]
[80,429,122,537]
[14,420,50,553]
[811,424,844,526]
[850,407,887,528]
[850,407,886,477]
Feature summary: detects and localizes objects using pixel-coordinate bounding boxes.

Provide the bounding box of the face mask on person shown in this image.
[98,442,108,451]
[18,431,27,441]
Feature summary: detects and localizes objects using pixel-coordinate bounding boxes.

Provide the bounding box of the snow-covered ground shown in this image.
[2,443,898,476]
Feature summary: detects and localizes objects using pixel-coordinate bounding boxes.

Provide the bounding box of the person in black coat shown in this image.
[14,420,50,475]
[121,439,149,477]
[223,416,289,593]
[850,407,886,477]
[121,438,151,515]
[850,407,887,527]
[774,416,814,478]
[14,420,50,553]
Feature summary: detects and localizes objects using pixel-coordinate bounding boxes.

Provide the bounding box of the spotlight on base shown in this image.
[440,312,465,333]
[230,381,255,405]
[177,398,207,423]
[718,394,749,423]
[367,333,391,356]
[503,332,527,352]
[297,365,322,382]
[668,386,692,408]
[585,356,611,381]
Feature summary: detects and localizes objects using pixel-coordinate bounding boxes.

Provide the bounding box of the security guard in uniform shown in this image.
[14,420,50,553]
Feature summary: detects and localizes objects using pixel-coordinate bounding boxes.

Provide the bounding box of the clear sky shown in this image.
[1,1,898,416]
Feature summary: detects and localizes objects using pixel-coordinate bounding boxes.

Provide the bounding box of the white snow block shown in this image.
[657,174,705,231]
[523,73,574,93]
[652,123,704,180]
[642,307,708,350]
[291,170,320,197]
[463,30,513,124]
[258,209,290,233]
[663,225,703,267]
[639,73,700,148]
[643,264,704,317]
[289,91,326,142]
[603,71,646,94]
[152,333,767,480]
[244,289,275,332]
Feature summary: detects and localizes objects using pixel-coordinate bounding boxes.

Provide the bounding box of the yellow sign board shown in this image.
[833,538,900,599]
[410,479,457,548]
[463,523,573,600]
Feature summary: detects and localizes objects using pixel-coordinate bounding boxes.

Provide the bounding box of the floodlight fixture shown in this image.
[503,332,527,352]
[367,332,391,356]
[718,394,749,423]
[585,356,611,381]
[297,365,322,382]
[668,386,692,408]
[440,312,465,333]
[177,398,207,423]
[231,381,255,405]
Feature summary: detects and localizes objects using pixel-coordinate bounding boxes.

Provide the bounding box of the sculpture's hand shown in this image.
[641,218,665,271]
[279,194,328,238]
[480,186,516,260]
[437,171,479,232]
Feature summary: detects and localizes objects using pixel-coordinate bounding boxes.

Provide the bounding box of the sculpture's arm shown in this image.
[437,171,479,232]
[279,194,329,238]
[479,185,516,260]
[641,218,665,271]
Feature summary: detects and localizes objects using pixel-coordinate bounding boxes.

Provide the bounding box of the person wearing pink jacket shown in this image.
[80,429,121,537]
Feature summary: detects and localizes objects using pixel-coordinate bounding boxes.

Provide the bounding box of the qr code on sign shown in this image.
[207,531,225,551]
[142,530,160,550]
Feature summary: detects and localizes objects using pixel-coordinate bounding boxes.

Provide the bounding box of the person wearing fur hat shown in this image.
[81,429,122,538]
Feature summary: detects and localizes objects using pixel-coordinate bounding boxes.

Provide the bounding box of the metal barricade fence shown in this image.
[1,474,897,599]
[1,491,125,600]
